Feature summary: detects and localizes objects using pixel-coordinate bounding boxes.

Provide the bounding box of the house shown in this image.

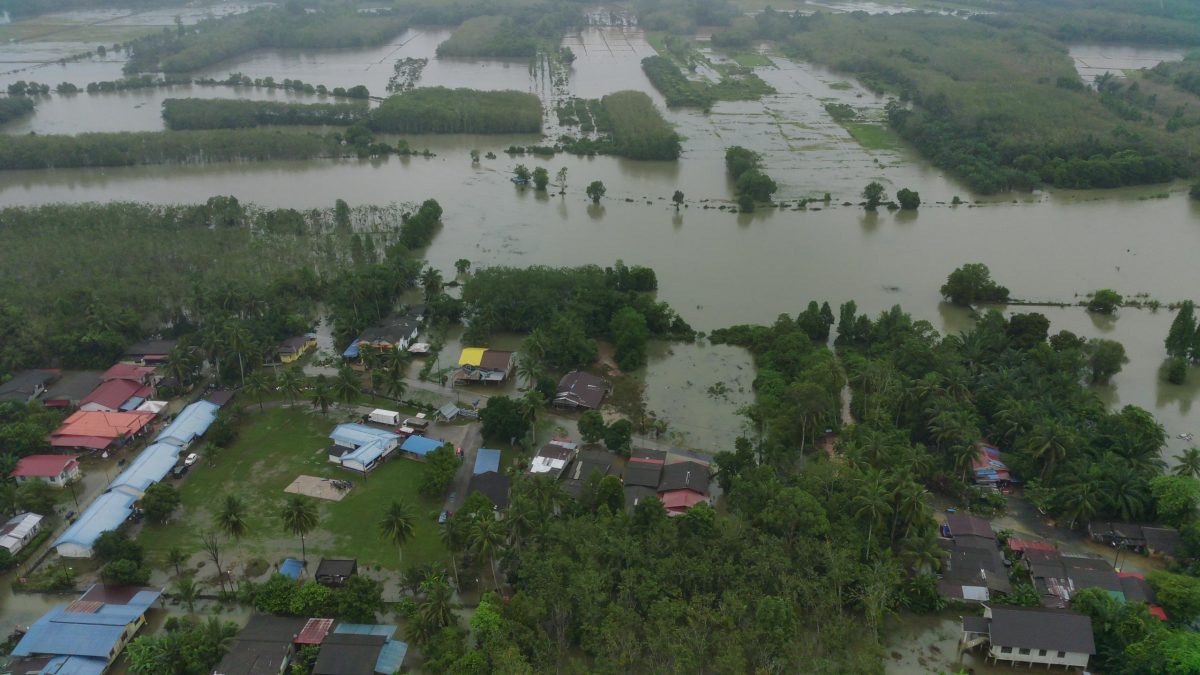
[328,424,401,474]
[54,491,138,558]
[213,614,308,675]
[1143,526,1182,558]
[529,443,576,480]
[79,378,151,413]
[972,442,1015,489]
[0,369,58,403]
[123,339,177,365]
[468,472,511,509]
[943,513,996,547]
[452,348,515,386]
[625,449,665,509]
[1117,572,1168,620]
[1088,521,1182,558]
[1006,537,1056,557]
[563,450,618,499]
[41,371,103,409]
[473,448,501,475]
[960,605,1094,670]
[399,434,445,460]
[937,514,1010,601]
[11,454,80,486]
[278,335,318,364]
[100,363,157,386]
[108,442,182,498]
[0,512,44,555]
[657,461,711,515]
[342,314,421,359]
[553,371,609,410]
[9,584,161,674]
[296,618,334,647]
[315,559,358,587]
[1023,550,1122,608]
[205,389,236,408]
[50,410,155,452]
[313,625,407,675]
[156,400,220,449]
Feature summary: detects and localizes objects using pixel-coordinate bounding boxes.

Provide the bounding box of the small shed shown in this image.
[400,435,443,458]
[279,558,305,581]
[316,559,358,587]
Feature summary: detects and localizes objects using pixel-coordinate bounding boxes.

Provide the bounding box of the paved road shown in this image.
[443,423,484,513]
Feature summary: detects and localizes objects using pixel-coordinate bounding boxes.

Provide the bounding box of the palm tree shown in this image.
[165,547,188,577]
[379,500,415,567]
[369,370,385,399]
[438,520,464,589]
[244,370,272,410]
[223,318,254,386]
[418,575,455,636]
[382,368,406,402]
[280,496,319,562]
[310,376,334,414]
[278,367,304,406]
[898,531,943,574]
[853,469,892,560]
[333,366,361,403]
[471,518,505,589]
[1023,421,1074,482]
[420,267,442,297]
[216,495,249,540]
[1175,447,1200,478]
[1059,480,1100,529]
[516,357,544,389]
[174,575,201,613]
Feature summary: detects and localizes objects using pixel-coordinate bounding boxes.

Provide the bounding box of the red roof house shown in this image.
[295,618,334,646]
[11,455,80,486]
[50,411,155,451]
[100,364,156,384]
[79,379,150,413]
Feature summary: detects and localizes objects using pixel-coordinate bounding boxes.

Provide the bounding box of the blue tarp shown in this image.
[342,342,361,358]
[400,435,442,457]
[279,558,304,580]
[109,442,180,496]
[53,491,137,555]
[474,448,500,475]
[156,400,219,447]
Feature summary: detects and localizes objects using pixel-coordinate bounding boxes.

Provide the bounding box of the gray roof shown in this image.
[940,542,1011,594]
[0,370,56,401]
[988,606,1095,655]
[625,485,657,510]
[312,633,386,675]
[468,471,511,509]
[315,559,357,579]
[623,460,662,488]
[235,615,307,644]
[213,639,293,675]
[658,461,710,494]
[1119,575,1155,604]
[1143,527,1181,555]
[124,339,176,356]
[554,371,608,409]
[359,315,420,344]
[43,371,103,402]
[962,616,989,634]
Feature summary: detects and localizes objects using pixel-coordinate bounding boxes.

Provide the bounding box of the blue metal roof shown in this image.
[109,442,180,495]
[155,400,219,447]
[40,655,107,675]
[330,424,399,448]
[53,491,136,551]
[342,342,361,358]
[400,435,442,457]
[474,448,500,475]
[341,441,389,468]
[118,396,145,412]
[333,624,395,637]
[279,558,304,580]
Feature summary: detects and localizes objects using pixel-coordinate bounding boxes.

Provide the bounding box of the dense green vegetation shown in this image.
[0,128,397,171]
[641,55,714,108]
[725,145,778,208]
[434,15,537,58]
[940,263,1011,306]
[162,98,369,130]
[400,0,585,44]
[0,97,35,125]
[720,11,1190,193]
[125,7,407,73]
[642,34,775,109]
[596,91,680,160]
[369,87,541,134]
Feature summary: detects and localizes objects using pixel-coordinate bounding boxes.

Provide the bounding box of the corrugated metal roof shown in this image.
[39,655,107,675]
[473,448,500,475]
[109,443,180,496]
[156,401,219,447]
[333,624,395,637]
[54,491,136,552]
[400,435,442,456]
[13,608,132,658]
[375,639,408,673]
[329,424,399,447]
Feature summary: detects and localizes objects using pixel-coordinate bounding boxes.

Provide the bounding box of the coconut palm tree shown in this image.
[223,318,254,386]
[438,520,465,589]
[382,368,406,402]
[244,370,272,410]
[379,500,415,567]
[332,365,361,403]
[418,574,455,634]
[516,358,544,389]
[1022,420,1074,482]
[898,531,943,574]
[174,575,201,613]
[280,495,319,562]
[310,376,334,414]
[1174,447,1200,478]
[369,370,385,400]
[853,469,892,560]
[216,495,248,540]
[277,367,304,406]
[1059,480,1100,529]
[471,518,505,589]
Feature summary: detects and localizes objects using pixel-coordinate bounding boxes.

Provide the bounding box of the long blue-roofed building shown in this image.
[327,424,400,474]
[8,584,161,674]
[54,491,137,558]
[108,442,181,498]
[155,400,219,448]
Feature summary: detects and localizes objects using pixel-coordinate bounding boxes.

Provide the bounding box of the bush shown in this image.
[1191,182,1200,200]
[1167,357,1189,384]
[604,418,633,456]
[940,263,1010,306]
[896,188,921,210]
[1087,289,1123,314]
[579,410,606,443]
[480,396,530,443]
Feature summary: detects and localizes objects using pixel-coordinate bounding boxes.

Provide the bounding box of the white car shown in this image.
[184,453,199,467]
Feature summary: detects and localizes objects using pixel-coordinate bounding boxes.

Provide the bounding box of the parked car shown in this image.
[438,510,450,524]
[184,453,199,466]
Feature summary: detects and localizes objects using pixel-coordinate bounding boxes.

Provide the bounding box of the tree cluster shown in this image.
[420,445,461,498]
[125,616,238,675]
[939,263,1011,306]
[724,146,778,210]
[162,98,369,130]
[434,15,538,58]
[0,97,34,125]
[369,87,541,134]
[598,90,681,160]
[250,573,385,623]
[95,530,152,586]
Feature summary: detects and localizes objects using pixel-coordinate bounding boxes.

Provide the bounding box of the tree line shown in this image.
[161,98,370,130]
[434,15,539,58]
[369,87,542,134]
[0,97,35,125]
[596,90,680,160]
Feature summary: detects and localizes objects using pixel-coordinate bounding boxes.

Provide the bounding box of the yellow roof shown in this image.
[458,347,486,367]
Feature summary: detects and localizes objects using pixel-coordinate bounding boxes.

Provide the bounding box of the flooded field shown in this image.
[0,21,1196,455]
[1069,43,1185,84]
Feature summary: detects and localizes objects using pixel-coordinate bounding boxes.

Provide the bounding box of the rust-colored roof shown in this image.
[295,618,334,645]
[52,411,154,441]
[479,350,514,371]
[80,379,142,410]
[100,364,155,382]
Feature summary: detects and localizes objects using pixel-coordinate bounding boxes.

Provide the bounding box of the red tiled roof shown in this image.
[50,435,115,450]
[1148,605,1168,621]
[100,363,155,382]
[660,490,707,512]
[80,379,143,410]
[295,618,334,645]
[11,454,78,478]
[1008,538,1056,553]
[51,411,154,445]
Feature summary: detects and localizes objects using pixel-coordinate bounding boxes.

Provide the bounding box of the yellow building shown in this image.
[278,335,318,364]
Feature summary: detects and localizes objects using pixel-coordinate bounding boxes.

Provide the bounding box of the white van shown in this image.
[369,409,401,426]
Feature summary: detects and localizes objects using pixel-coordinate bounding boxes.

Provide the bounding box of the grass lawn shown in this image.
[138,407,446,572]
[731,52,773,68]
[844,122,901,151]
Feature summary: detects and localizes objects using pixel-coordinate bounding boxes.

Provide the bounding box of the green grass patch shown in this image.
[730,52,773,68]
[828,81,854,91]
[138,407,446,571]
[844,122,901,151]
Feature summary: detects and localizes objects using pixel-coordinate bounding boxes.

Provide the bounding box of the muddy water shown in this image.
[0,23,1195,453]
[1069,43,1185,84]
[884,611,1015,675]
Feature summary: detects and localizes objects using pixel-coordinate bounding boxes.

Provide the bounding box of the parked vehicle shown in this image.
[369,409,401,426]
[184,453,199,466]
[403,417,429,432]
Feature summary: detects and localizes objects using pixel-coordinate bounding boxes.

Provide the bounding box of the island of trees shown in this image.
[161,99,370,130]
[369,87,542,134]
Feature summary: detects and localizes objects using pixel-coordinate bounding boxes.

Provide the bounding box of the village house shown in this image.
[0,369,58,403]
[212,614,308,675]
[79,378,152,413]
[657,461,711,515]
[468,472,511,510]
[342,312,422,359]
[553,371,609,410]
[8,584,161,673]
[122,339,177,366]
[312,624,407,675]
[0,512,44,555]
[562,449,618,499]
[960,605,1094,670]
[399,434,445,461]
[452,348,515,386]
[316,559,358,588]
[100,363,157,387]
[1088,521,1182,558]
[937,514,1011,602]
[1023,549,1124,608]
[50,410,156,453]
[11,454,80,487]
[41,371,103,409]
[972,442,1016,491]
[278,335,318,364]
[328,424,401,474]
[529,443,576,480]
[624,448,665,509]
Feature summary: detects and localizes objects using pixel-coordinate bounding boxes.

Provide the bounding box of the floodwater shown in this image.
[1069,43,1185,84]
[884,610,1015,675]
[0,24,1196,456]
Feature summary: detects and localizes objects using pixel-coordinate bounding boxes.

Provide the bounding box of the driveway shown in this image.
[443,422,483,513]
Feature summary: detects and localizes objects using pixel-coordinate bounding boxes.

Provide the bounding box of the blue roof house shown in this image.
[109,442,181,498]
[155,400,219,448]
[328,424,400,474]
[54,491,137,558]
[400,435,444,459]
[474,448,500,475]
[9,584,161,674]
